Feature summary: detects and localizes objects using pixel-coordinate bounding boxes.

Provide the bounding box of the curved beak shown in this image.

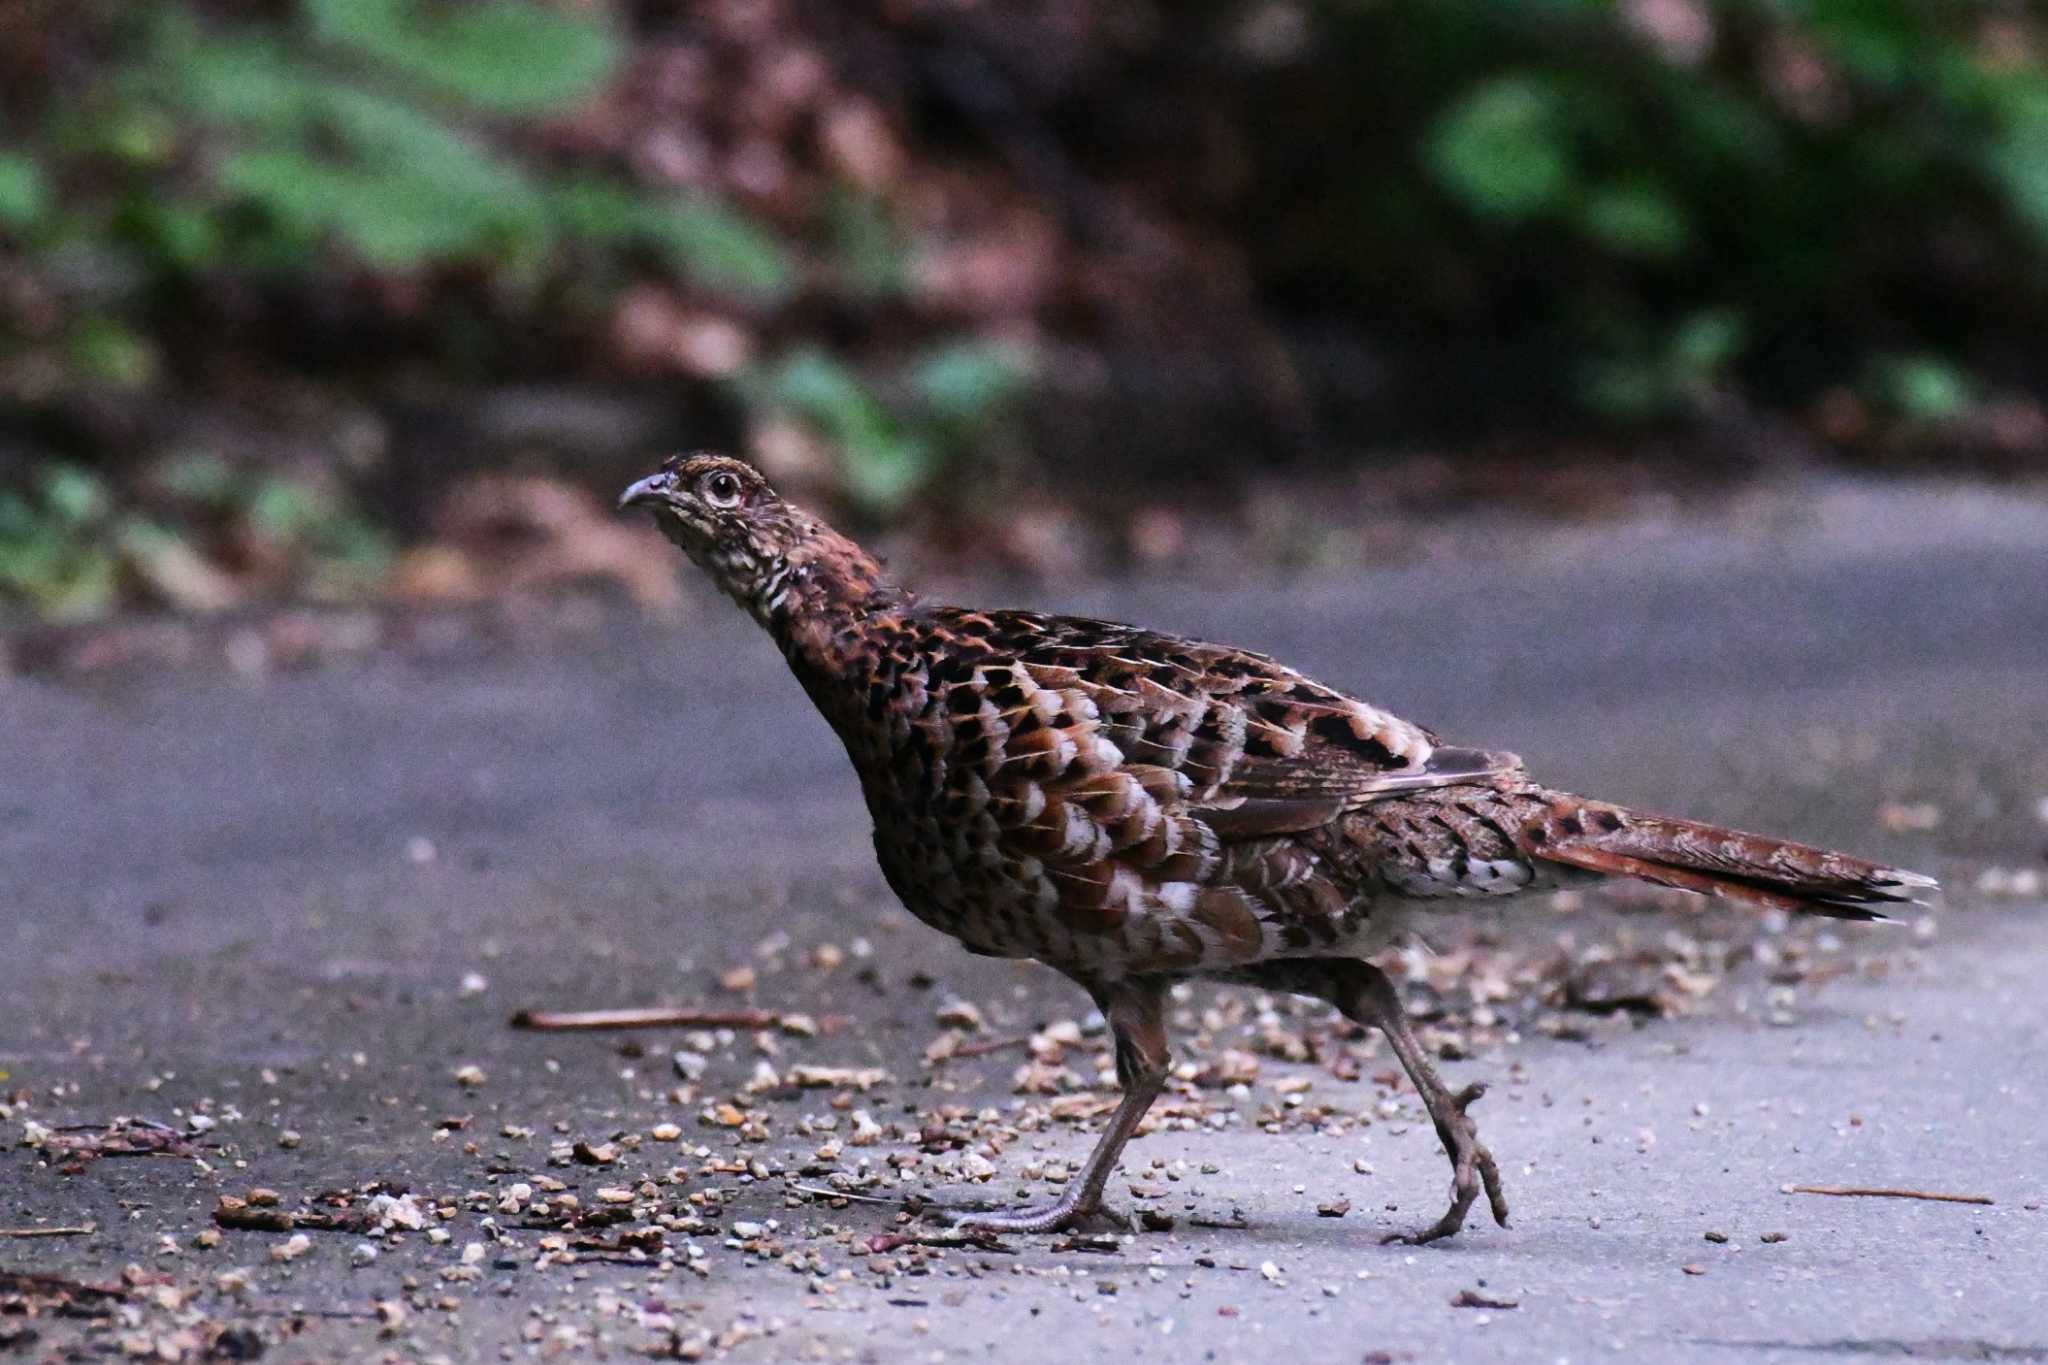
[617,472,674,513]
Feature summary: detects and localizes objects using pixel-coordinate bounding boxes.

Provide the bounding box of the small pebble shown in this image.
[935,999,985,1031]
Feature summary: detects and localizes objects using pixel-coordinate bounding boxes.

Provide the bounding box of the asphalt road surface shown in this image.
[3,478,2045,1363]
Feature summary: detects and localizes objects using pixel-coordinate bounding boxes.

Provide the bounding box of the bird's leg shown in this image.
[1245,959,1508,1244]
[1326,960,1508,1245]
[947,979,1169,1237]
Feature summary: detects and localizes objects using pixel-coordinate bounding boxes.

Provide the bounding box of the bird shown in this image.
[619,451,1936,1243]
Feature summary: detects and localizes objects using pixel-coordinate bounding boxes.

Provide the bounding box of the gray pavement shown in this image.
[3,476,2045,1363]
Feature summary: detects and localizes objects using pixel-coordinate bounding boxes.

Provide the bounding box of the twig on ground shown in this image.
[511,1007,789,1031]
[1190,1213,1250,1230]
[787,1184,904,1207]
[1787,1185,1993,1205]
[0,1224,94,1238]
[34,1118,212,1172]
[864,1231,1014,1254]
[0,1270,127,1302]
[931,1033,1036,1065]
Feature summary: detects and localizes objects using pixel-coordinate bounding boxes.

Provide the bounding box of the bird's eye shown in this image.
[702,471,743,508]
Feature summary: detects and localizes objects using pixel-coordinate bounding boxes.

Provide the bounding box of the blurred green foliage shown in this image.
[0,457,391,619]
[753,344,1028,514]
[7,0,2041,438]
[4,0,2047,619]
[0,465,121,620]
[80,2,789,289]
[0,153,48,228]
[1262,0,2048,420]
[0,0,1023,615]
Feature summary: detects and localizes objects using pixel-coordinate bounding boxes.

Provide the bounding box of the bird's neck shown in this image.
[756,527,914,691]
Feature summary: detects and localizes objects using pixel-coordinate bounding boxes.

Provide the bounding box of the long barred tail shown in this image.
[1518,790,1937,921]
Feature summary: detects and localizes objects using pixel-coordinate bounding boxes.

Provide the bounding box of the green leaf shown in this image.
[754,350,940,510]
[840,431,935,513]
[0,151,49,228]
[763,350,891,440]
[1428,75,1574,219]
[636,197,794,300]
[1873,354,1973,421]
[912,343,1025,422]
[248,479,331,541]
[547,178,792,297]
[1805,1,1925,88]
[167,32,322,130]
[1579,183,1689,259]
[158,453,237,503]
[548,176,643,244]
[311,516,395,570]
[40,466,110,526]
[307,0,621,115]
[827,190,906,297]
[151,14,550,268]
[222,86,547,266]
[0,493,34,541]
[67,318,159,390]
[1668,308,1746,380]
[1987,81,2048,242]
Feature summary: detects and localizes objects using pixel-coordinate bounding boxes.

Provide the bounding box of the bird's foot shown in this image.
[1381,1082,1510,1247]
[938,1192,1127,1238]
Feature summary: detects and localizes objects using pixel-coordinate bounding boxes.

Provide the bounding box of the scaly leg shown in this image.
[1247,959,1509,1244]
[948,979,1169,1236]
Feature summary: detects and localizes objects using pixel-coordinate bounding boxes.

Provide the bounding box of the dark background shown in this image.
[5,0,2047,623]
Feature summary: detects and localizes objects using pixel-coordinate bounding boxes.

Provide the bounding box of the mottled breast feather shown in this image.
[849,608,1526,978]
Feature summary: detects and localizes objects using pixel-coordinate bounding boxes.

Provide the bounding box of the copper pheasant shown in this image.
[620,452,1935,1243]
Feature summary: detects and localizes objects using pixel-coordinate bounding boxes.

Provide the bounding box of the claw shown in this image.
[948,1202,1089,1238]
[947,1196,1132,1238]
[1479,1146,1511,1229]
[1382,1078,1508,1244]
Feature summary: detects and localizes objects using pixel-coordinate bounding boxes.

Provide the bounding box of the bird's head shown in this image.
[617,453,802,608]
[618,452,897,623]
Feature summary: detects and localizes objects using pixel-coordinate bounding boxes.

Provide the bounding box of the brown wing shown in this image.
[916,609,1522,969]
[950,611,1523,834]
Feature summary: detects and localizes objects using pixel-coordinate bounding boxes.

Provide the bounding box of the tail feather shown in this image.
[1520,792,1936,922]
